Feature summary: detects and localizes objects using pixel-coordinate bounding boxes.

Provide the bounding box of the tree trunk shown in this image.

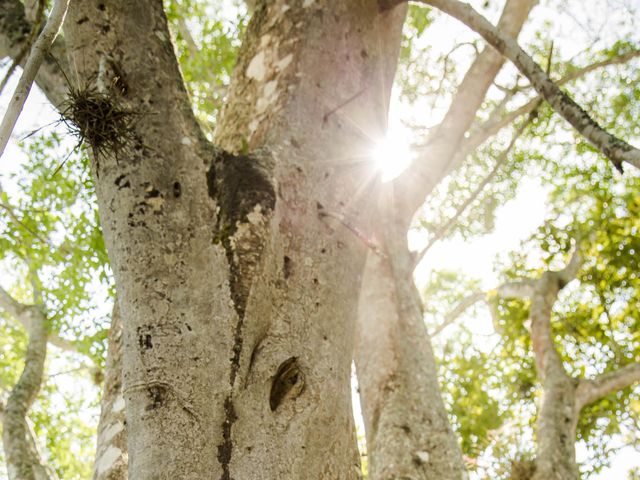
[63,1,405,478]
[93,303,127,480]
[356,192,466,479]
[529,273,579,480]
[354,1,538,478]
[531,374,579,480]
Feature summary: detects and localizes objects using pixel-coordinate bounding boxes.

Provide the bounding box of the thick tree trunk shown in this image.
[354,2,538,479]
[93,303,127,480]
[63,1,405,478]
[356,240,466,479]
[532,375,579,480]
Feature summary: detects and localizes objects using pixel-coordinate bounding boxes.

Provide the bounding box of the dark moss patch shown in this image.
[207,149,275,318]
[146,385,166,411]
[283,255,292,279]
[207,150,275,241]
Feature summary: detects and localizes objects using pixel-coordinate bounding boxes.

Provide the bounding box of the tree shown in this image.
[428,169,640,478]
[1,0,639,479]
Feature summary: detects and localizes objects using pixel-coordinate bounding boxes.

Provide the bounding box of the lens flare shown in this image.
[372,128,412,182]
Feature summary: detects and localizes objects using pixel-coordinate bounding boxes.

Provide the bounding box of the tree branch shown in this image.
[0,284,29,320]
[431,279,536,336]
[495,279,536,299]
[175,17,199,57]
[0,0,69,160]
[460,49,640,160]
[395,0,538,219]
[557,245,583,286]
[0,0,69,106]
[431,291,485,336]
[415,0,640,172]
[0,0,44,97]
[2,304,53,480]
[0,285,77,353]
[576,363,640,411]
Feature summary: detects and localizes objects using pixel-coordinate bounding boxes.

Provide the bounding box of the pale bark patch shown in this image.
[112,396,125,413]
[96,446,122,475]
[98,422,124,446]
[247,51,267,81]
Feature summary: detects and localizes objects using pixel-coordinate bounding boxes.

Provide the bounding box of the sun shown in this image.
[372,127,413,182]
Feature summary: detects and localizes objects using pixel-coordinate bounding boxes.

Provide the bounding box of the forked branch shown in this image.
[431,279,535,336]
[461,49,640,158]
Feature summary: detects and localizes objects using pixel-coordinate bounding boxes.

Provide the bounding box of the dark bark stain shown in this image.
[206,148,275,317]
[139,334,152,350]
[114,174,130,189]
[144,188,161,199]
[283,255,292,279]
[145,385,166,411]
[137,326,154,350]
[172,181,181,198]
[217,397,237,480]
[378,0,405,11]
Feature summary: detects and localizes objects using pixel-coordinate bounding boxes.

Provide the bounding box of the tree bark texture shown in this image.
[63,1,406,478]
[356,237,466,479]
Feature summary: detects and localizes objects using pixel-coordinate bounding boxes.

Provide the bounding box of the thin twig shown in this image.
[414,115,534,268]
[0,0,70,160]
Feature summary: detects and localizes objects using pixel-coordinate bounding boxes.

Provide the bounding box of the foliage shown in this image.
[0,133,110,476]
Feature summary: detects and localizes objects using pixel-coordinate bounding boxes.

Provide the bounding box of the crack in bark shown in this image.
[217,396,237,480]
